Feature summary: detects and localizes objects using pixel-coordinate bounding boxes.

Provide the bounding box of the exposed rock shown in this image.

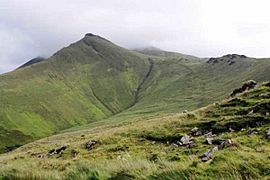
[48,144,69,156]
[218,139,232,150]
[206,137,213,145]
[85,140,97,150]
[180,135,191,145]
[264,82,270,88]
[207,57,219,64]
[231,80,257,97]
[248,110,254,115]
[247,129,259,136]
[222,54,247,59]
[189,127,202,136]
[186,141,197,148]
[228,61,236,66]
[200,139,232,162]
[266,129,270,139]
[204,132,215,145]
[207,54,247,65]
[252,102,270,115]
[183,110,188,113]
[172,135,196,148]
[200,146,219,162]
[258,94,270,99]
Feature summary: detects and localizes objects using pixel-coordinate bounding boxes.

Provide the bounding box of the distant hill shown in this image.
[18,57,45,69]
[134,46,199,60]
[0,33,270,153]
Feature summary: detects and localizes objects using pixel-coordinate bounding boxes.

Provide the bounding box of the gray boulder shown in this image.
[85,140,97,150]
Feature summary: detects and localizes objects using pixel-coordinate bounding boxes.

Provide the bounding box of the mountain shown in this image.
[18,57,45,69]
[0,33,270,154]
[0,81,269,179]
[0,33,150,152]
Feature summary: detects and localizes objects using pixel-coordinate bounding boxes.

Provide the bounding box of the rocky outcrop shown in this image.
[207,54,247,65]
[85,140,97,151]
[231,80,257,97]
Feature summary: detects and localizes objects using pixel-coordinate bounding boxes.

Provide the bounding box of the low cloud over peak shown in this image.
[1,0,270,73]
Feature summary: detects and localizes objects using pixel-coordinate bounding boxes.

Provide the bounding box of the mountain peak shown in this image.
[85,32,99,37]
[84,33,111,43]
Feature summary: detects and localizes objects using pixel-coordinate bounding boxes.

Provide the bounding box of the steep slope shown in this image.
[1,34,270,153]
[102,53,270,119]
[0,82,269,179]
[0,33,150,152]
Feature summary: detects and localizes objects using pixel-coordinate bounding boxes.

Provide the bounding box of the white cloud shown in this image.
[1,0,270,73]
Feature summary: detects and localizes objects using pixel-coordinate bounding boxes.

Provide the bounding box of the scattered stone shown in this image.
[258,94,270,99]
[180,135,190,145]
[85,140,97,151]
[218,139,232,150]
[255,122,263,127]
[71,149,78,158]
[266,129,270,139]
[200,146,219,162]
[48,144,69,156]
[247,129,259,136]
[186,141,197,148]
[248,110,254,115]
[172,135,196,148]
[264,82,270,88]
[252,102,270,116]
[229,127,235,132]
[200,139,232,162]
[204,132,215,145]
[172,143,179,148]
[206,137,213,145]
[189,127,202,136]
[151,141,156,145]
[183,110,188,113]
[191,127,199,132]
[231,80,257,97]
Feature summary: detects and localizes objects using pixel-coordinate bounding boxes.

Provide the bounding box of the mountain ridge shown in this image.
[0,33,270,154]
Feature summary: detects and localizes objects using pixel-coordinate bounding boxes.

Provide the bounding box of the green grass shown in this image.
[0,82,269,179]
[0,33,270,156]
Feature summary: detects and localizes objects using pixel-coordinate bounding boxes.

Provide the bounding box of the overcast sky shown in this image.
[1,0,270,73]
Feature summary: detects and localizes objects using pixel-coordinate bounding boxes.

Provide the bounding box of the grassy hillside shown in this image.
[0,82,269,179]
[1,33,270,153]
[0,33,150,152]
